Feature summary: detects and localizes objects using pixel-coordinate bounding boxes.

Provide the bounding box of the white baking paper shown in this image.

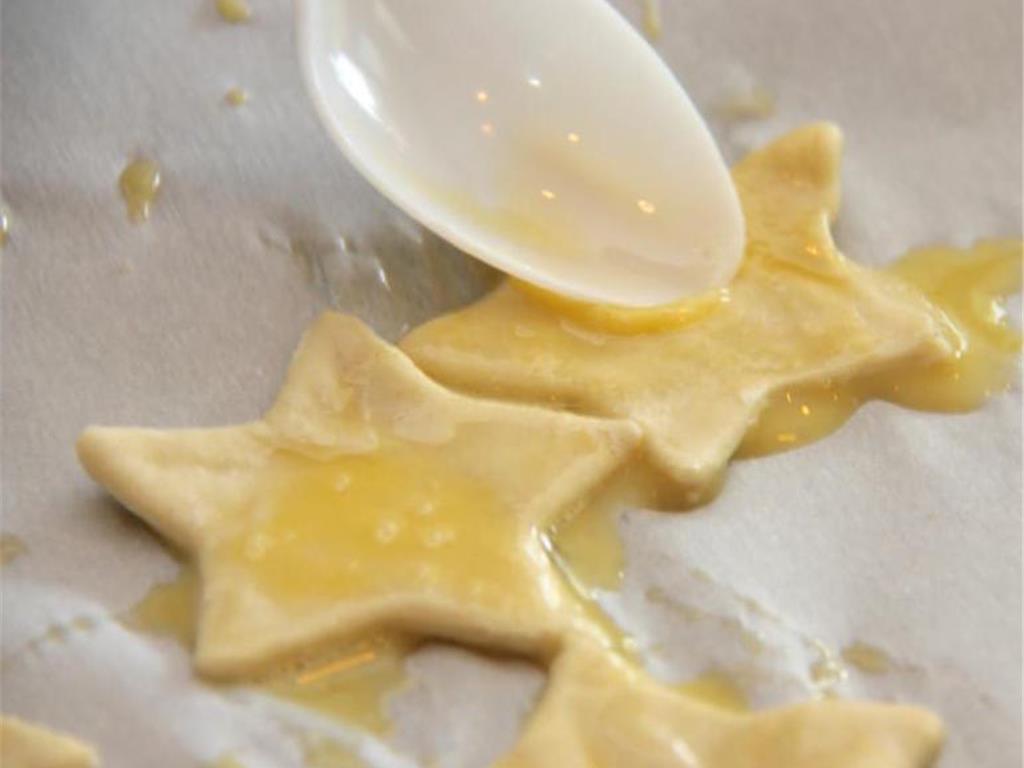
[1,1,1020,766]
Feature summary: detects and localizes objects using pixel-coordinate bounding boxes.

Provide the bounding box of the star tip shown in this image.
[75,425,118,476]
[807,120,843,147]
[890,704,945,765]
[736,122,844,218]
[752,122,843,170]
[918,708,946,750]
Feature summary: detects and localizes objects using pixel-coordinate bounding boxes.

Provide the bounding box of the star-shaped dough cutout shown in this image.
[401,124,955,496]
[78,314,640,678]
[0,716,99,768]
[496,640,943,768]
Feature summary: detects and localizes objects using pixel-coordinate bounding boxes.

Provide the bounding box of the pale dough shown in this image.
[0,716,98,768]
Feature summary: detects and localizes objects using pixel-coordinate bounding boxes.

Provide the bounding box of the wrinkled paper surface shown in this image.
[2,1,1020,766]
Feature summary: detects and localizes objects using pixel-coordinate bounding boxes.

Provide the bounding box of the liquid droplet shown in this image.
[0,533,27,565]
[809,641,847,694]
[0,206,10,249]
[121,566,198,648]
[841,642,892,676]
[717,85,777,122]
[206,754,247,768]
[224,87,249,107]
[642,0,662,41]
[266,637,411,736]
[118,159,161,222]
[303,739,364,768]
[215,0,251,23]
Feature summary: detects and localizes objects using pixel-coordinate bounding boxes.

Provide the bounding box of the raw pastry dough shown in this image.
[498,640,942,768]
[77,315,640,678]
[76,125,955,766]
[0,716,98,768]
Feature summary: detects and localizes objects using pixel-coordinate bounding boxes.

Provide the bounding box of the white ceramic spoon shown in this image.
[297,0,744,307]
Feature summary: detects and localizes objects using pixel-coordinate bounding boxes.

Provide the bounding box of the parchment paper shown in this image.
[2,1,1020,766]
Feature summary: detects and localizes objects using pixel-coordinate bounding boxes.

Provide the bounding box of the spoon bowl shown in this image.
[297,0,744,307]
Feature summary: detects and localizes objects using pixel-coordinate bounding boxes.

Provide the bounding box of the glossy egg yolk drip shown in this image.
[514,278,728,334]
[740,240,1022,456]
[118,158,160,221]
[546,241,1021,598]
[0,532,27,565]
[123,565,198,648]
[215,0,250,24]
[127,568,411,736]
[262,635,411,735]
[0,206,10,248]
[547,460,715,591]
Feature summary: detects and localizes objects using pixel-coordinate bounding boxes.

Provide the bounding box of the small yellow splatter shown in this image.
[842,642,892,676]
[303,738,366,768]
[207,754,246,768]
[0,533,27,565]
[225,87,249,107]
[717,85,777,121]
[0,207,10,248]
[122,566,198,647]
[809,641,847,693]
[118,159,161,222]
[641,0,662,41]
[216,0,251,23]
